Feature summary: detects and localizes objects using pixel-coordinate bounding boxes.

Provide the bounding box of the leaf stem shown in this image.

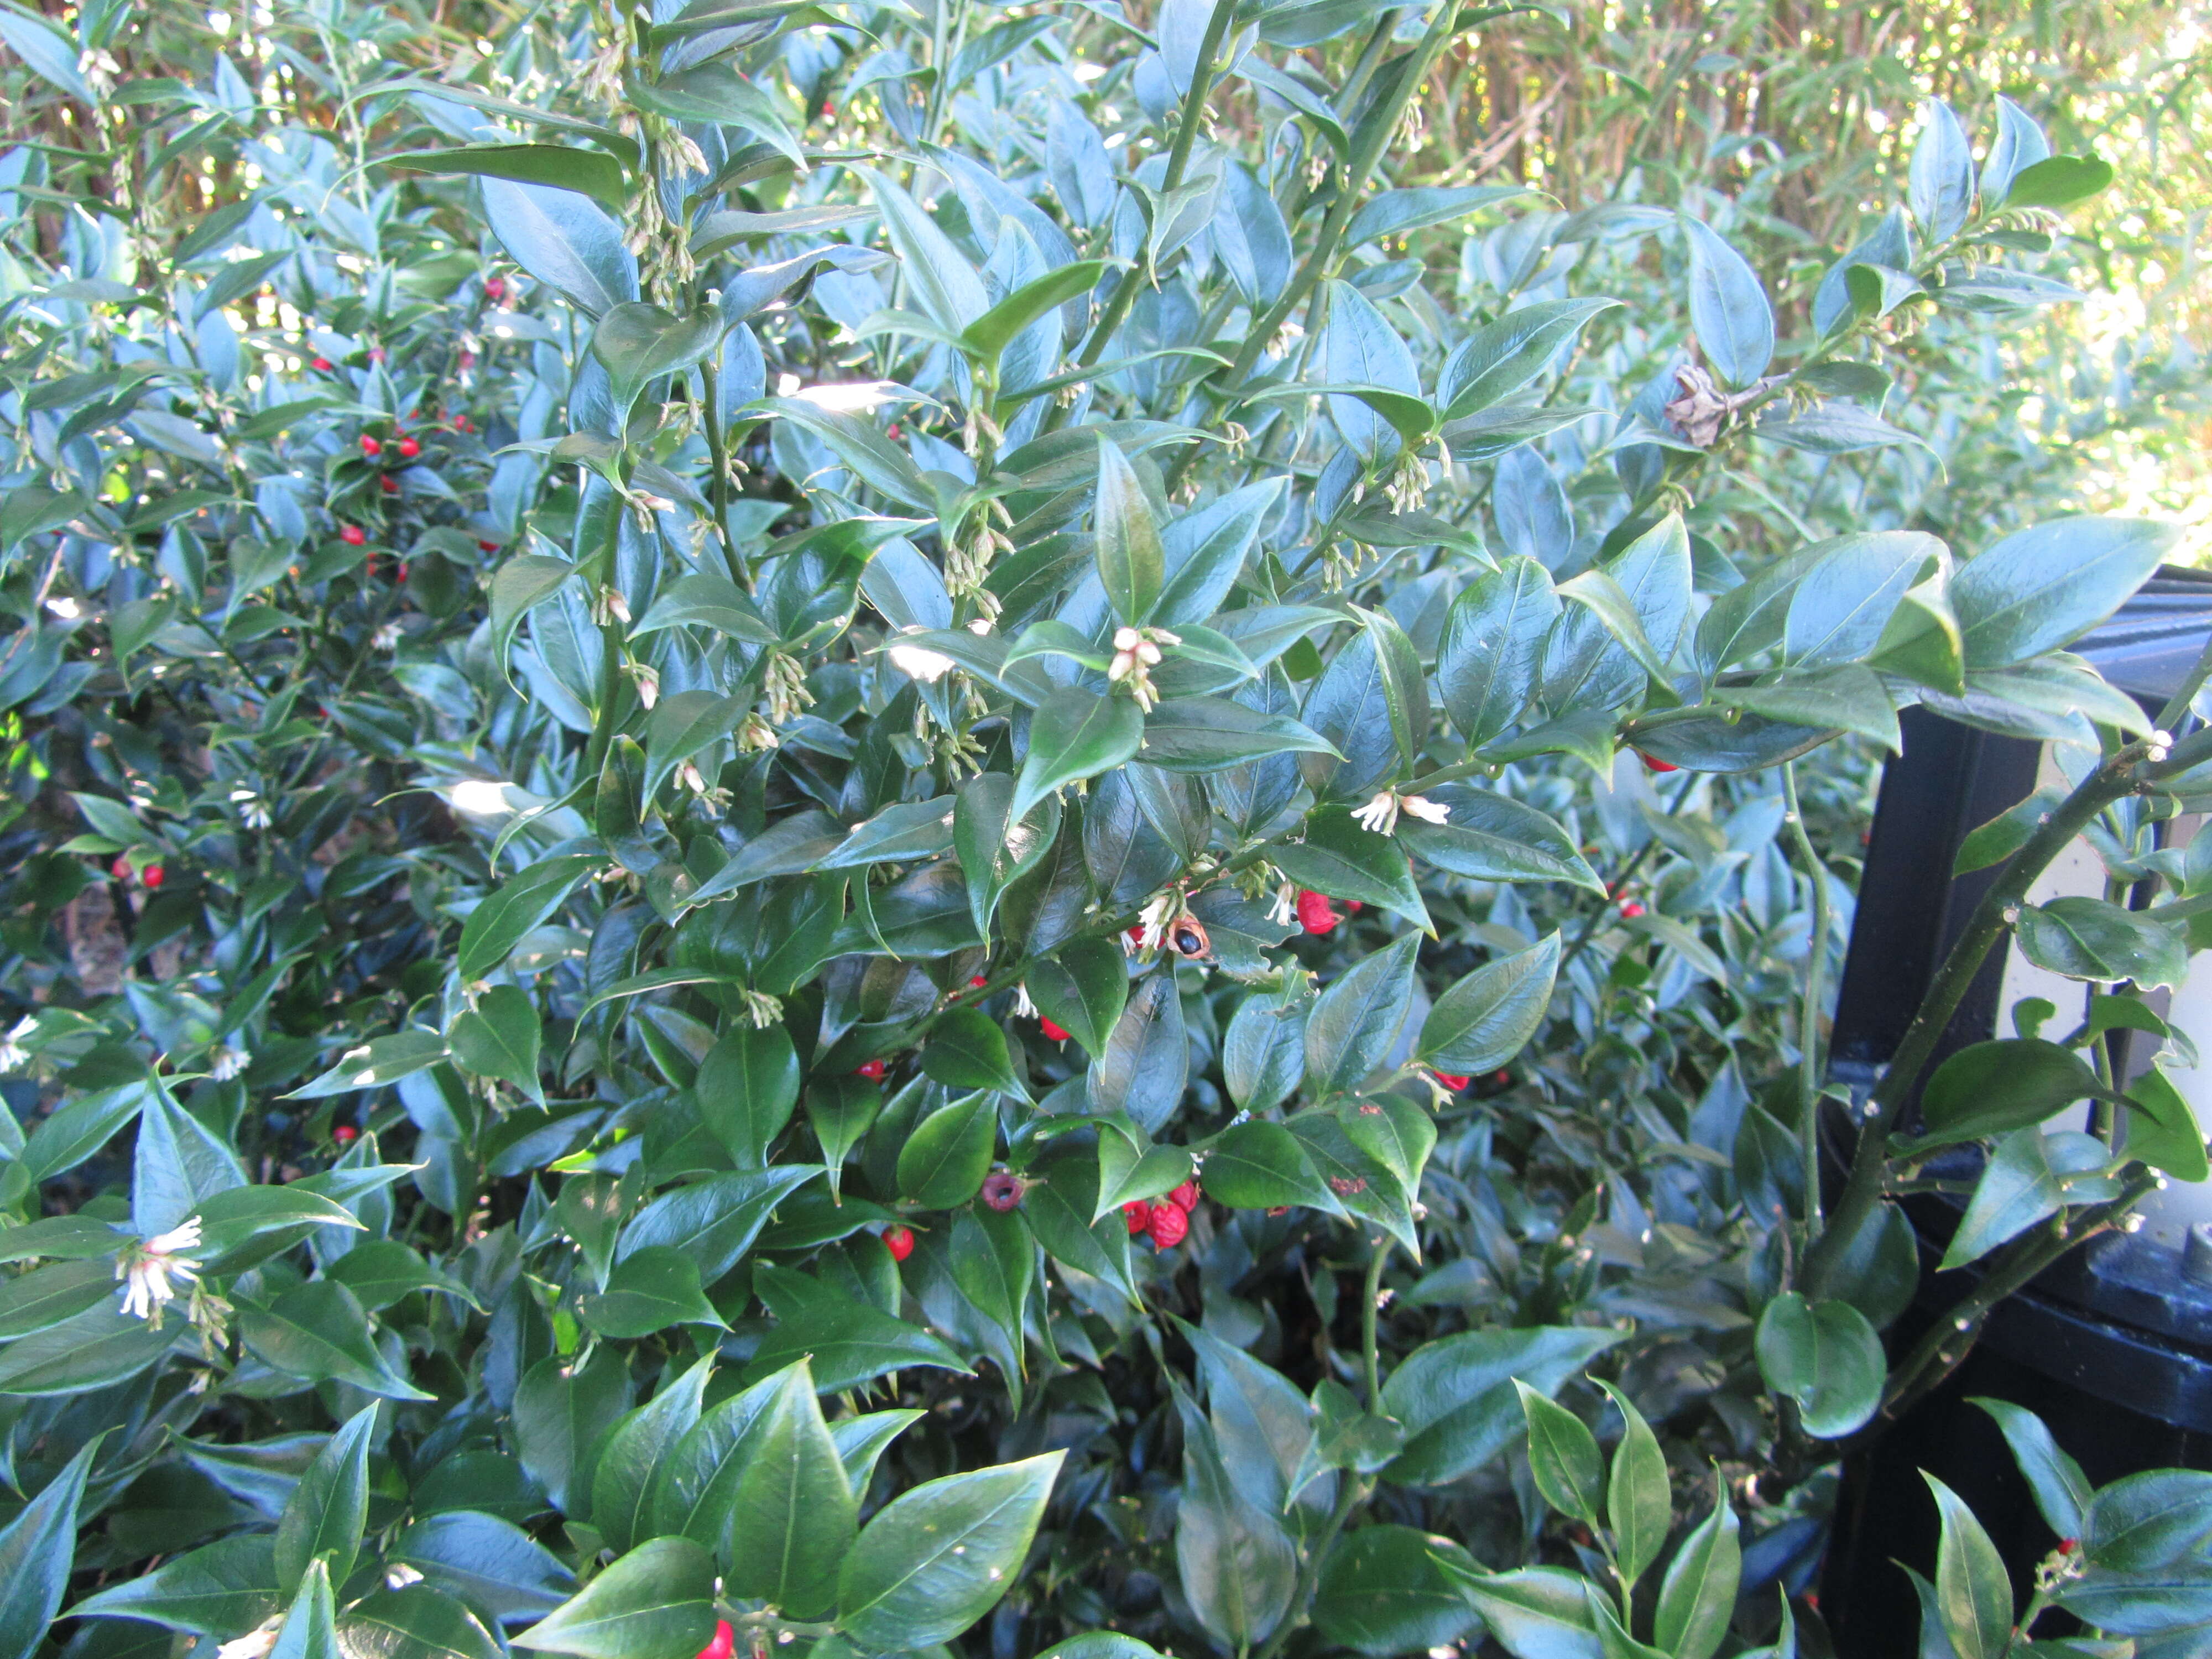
[1780,760,1830,1232]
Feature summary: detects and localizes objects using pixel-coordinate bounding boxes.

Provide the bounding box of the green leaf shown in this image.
[1400,786,1603,891]
[0,1301,176,1396]
[1025,938,1128,1061]
[1439,556,1559,746]
[1682,215,1773,389]
[67,1534,280,1636]
[865,169,989,332]
[896,1090,998,1207]
[1924,1475,2013,1659]
[723,1360,858,1616]
[1009,689,1144,826]
[1516,1383,1602,1525]
[514,1537,715,1659]
[591,301,723,422]
[1912,1039,2119,1152]
[835,1453,1065,1651]
[1939,1128,2068,1271]
[490,556,580,686]
[1139,697,1342,770]
[1426,1563,1597,1658]
[324,1239,478,1312]
[1653,1490,1740,1659]
[631,581,778,647]
[1270,810,1431,932]
[2123,1067,2210,1183]
[1380,1325,1624,1486]
[0,1436,98,1659]
[1311,1527,1479,1658]
[240,1280,434,1401]
[627,62,801,163]
[1342,185,1530,246]
[2004,154,2113,209]
[1418,932,1561,1073]
[617,1166,820,1282]
[580,1248,727,1338]
[921,1008,1029,1099]
[0,1258,123,1339]
[391,1513,574,1623]
[512,1347,632,1516]
[966,260,1112,367]
[697,1023,801,1169]
[268,1562,340,1659]
[448,985,542,1095]
[1201,1120,1340,1213]
[1439,298,1618,421]
[1305,933,1421,1097]
[458,855,603,982]
[591,1356,715,1557]
[336,1587,503,1659]
[1597,1382,1670,1590]
[1754,1292,1884,1438]
[2016,896,2189,990]
[387,144,628,211]
[748,1262,971,1392]
[1968,1398,2090,1541]
[1556,565,1680,692]
[275,1406,376,1595]
[1172,1388,1297,1647]
[1950,517,2176,669]
[1095,436,1165,626]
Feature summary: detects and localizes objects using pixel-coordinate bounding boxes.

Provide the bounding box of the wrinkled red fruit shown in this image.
[1641,753,1679,773]
[969,974,988,989]
[142,864,165,889]
[884,1224,914,1261]
[1620,901,1646,919]
[1039,1015,1071,1042]
[359,435,381,457]
[1167,1180,1200,1213]
[1433,1072,1470,1091]
[2058,1538,2078,1556]
[380,476,398,494]
[855,1058,887,1081]
[1148,1202,1188,1249]
[484,276,508,300]
[981,1171,1023,1212]
[397,436,420,459]
[1296,889,1340,934]
[340,525,366,546]
[695,1619,735,1659]
[332,1125,357,1144]
[311,356,332,371]
[478,540,499,552]
[1123,1200,1151,1235]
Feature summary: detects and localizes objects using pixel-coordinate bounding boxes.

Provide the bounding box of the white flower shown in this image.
[1135,890,1178,951]
[630,663,660,710]
[372,621,401,651]
[1013,983,1037,1019]
[677,761,707,794]
[0,1015,33,1072]
[385,1564,425,1590]
[215,1620,281,1659]
[1267,883,1297,928]
[117,1217,204,1325]
[1400,794,1449,824]
[229,786,273,829]
[1352,791,1401,835]
[209,1044,251,1082]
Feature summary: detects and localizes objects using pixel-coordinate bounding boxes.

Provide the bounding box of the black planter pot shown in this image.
[1817,570,2212,1655]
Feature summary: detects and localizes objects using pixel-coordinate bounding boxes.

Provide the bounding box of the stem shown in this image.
[1804,742,2152,1295]
[1781,760,1829,1232]
[1869,1175,2158,1430]
[1066,0,1240,376]
[698,362,746,586]
[1360,1236,1391,1405]
[1254,1477,1366,1659]
[1557,768,1698,977]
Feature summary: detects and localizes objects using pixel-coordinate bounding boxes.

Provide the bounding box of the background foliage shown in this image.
[0,1,2209,1658]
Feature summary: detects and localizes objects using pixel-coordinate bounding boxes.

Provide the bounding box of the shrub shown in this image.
[0,2,2207,1657]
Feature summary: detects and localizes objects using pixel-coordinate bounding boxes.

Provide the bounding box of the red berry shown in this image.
[368,347,386,363]
[380,476,398,494]
[1493,1070,1510,1084]
[141,864,165,889]
[1433,1072,1470,1091]
[2057,1538,2077,1556]
[1147,1202,1188,1249]
[981,1171,1024,1212]
[884,1224,915,1261]
[1126,925,1145,944]
[109,855,130,881]
[1343,899,1363,913]
[340,525,366,546]
[1296,889,1341,934]
[332,1125,358,1144]
[1641,752,1679,773]
[695,1620,734,1659]
[311,356,332,371]
[1039,1015,1071,1042]
[855,1058,887,1081]
[359,435,381,456]
[1123,1200,1151,1235]
[398,564,409,580]
[478,540,499,552]
[397,436,420,459]
[1620,900,1646,919]
[1168,1180,1200,1213]
[484,276,507,300]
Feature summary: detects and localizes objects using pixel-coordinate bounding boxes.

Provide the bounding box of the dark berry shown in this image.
[981,1171,1023,1212]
